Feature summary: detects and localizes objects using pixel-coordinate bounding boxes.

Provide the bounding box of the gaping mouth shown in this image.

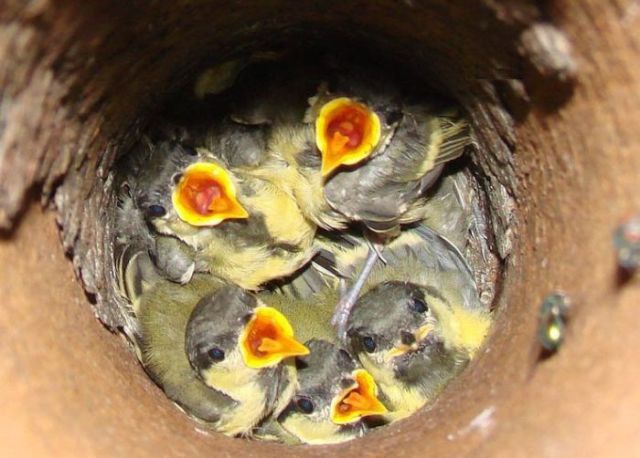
[315,97,382,177]
[239,306,309,369]
[330,369,387,424]
[172,162,249,226]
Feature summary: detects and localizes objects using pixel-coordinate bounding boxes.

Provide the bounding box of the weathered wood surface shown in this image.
[0,0,639,456]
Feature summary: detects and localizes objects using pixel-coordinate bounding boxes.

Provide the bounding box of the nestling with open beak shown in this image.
[126,127,317,290]
[122,249,309,436]
[115,135,202,285]
[264,80,397,232]
[185,283,310,432]
[314,94,471,335]
[343,225,491,419]
[273,339,387,445]
[252,247,387,443]
[262,69,471,332]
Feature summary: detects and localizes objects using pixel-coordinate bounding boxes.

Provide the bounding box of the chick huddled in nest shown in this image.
[111,55,492,444]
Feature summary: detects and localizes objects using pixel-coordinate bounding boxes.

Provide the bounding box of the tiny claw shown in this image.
[338,279,348,301]
[332,300,352,342]
[366,238,387,264]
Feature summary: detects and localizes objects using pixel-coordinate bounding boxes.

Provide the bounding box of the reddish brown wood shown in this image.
[0,0,639,456]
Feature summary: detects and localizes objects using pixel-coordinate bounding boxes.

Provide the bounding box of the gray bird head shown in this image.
[186,285,309,392]
[200,120,268,168]
[345,281,461,397]
[277,339,387,445]
[128,138,249,238]
[128,139,198,229]
[186,285,257,379]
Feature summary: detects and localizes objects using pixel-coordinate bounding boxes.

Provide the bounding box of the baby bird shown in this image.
[343,225,491,419]
[125,124,317,290]
[114,135,197,285]
[184,283,310,433]
[113,146,199,342]
[126,251,309,436]
[264,69,471,332]
[274,339,387,445]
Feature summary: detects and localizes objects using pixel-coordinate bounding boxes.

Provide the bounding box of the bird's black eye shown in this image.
[362,336,377,353]
[207,347,225,362]
[294,357,309,371]
[172,173,183,185]
[296,397,314,414]
[410,298,428,314]
[147,204,166,217]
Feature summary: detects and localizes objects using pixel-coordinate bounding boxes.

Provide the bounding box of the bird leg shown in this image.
[338,278,348,299]
[332,243,385,342]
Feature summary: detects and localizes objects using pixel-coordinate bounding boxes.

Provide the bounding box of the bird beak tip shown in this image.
[320,158,340,178]
[229,200,250,219]
[416,324,433,342]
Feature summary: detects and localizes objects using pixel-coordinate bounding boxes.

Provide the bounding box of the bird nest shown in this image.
[4,0,612,455]
[103,50,502,443]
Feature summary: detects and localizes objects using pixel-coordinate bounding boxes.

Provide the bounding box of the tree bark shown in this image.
[0,0,638,456]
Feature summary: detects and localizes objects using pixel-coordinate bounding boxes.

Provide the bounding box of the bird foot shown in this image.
[332,245,383,342]
[366,238,388,264]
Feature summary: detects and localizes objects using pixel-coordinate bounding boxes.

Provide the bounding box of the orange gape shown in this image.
[315,97,382,177]
[172,162,248,226]
[240,306,309,369]
[326,107,366,153]
[331,369,387,424]
[181,173,227,214]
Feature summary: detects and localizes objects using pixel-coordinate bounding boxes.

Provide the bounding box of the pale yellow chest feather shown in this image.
[202,352,269,435]
[280,415,348,445]
[434,303,491,358]
[247,183,316,246]
[217,380,268,435]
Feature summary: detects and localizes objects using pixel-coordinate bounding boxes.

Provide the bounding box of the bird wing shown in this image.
[378,106,469,186]
[138,274,236,425]
[271,260,334,300]
[323,107,469,233]
[386,224,480,312]
[323,153,412,228]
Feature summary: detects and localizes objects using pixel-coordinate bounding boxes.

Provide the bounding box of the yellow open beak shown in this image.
[330,369,387,424]
[240,306,309,369]
[315,97,382,178]
[172,162,249,227]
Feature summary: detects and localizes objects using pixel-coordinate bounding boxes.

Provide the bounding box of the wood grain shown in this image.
[0,0,639,456]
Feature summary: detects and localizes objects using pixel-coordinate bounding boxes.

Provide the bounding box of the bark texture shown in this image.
[1,0,639,456]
